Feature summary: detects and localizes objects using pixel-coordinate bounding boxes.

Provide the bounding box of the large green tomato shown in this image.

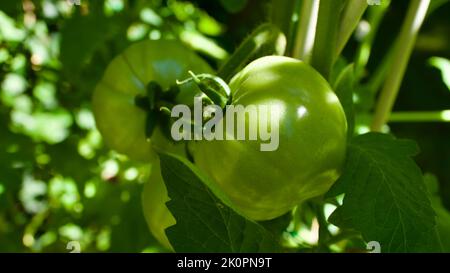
[92,40,212,161]
[193,56,347,221]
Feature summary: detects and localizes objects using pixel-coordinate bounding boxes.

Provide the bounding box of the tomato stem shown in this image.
[371,0,431,132]
[270,0,299,56]
[178,71,231,109]
[217,23,286,82]
[314,202,331,252]
[292,0,320,63]
[353,0,390,80]
[335,0,369,58]
[310,0,347,79]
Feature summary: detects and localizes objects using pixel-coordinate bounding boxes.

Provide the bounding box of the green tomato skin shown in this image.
[92,40,213,162]
[193,56,348,221]
[142,157,176,251]
[141,126,185,251]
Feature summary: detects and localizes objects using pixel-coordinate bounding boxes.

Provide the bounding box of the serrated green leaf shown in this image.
[159,153,281,253]
[424,174,450,252]
[334,64,355,138]
[326,133,441,252]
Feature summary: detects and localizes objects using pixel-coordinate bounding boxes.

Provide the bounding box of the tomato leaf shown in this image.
[326,133,442,252]
[159,153,281,253]
[424,174,450,252]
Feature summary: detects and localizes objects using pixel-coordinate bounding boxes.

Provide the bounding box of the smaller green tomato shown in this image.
[141,127,185,251]
[92,40,213,162]
[142,158,175,251]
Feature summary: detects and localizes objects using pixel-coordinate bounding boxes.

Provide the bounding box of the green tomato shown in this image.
[142,157,176,251]
[92,40,213,161]
[141,126,185,251]
[193,56,347,221]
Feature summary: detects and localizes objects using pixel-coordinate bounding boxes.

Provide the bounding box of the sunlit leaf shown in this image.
[49,176,80,211]
[429,57,450,91]
[198,12,223,36]
[180,29,228,60]
[20,174,48,214]
[11,109,73,144]
[140,8,163,26]
[127,23,149,41]
[0,11,26,42]
[1,73,28,100]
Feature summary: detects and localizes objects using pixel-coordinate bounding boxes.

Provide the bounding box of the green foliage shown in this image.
[424,174,450,252]
[0,0,229,253]
[327,133,441,252]
[160,153,281,253]
[0,0,449,254]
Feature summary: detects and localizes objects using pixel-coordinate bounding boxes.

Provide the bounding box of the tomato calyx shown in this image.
[177,71,231,109]
[133,72,233,141]
[134,81,179,140]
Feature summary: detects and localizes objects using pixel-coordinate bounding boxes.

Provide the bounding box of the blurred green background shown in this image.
[0,0,449,252]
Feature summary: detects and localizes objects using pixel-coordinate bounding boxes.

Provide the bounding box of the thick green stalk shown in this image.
[270,0,298,42]
[217,23,286,82]
[292,0,320,63]
[310,0,347,79]
[335,0,369,58]
[354,0,390,79]
[371,0,431,132]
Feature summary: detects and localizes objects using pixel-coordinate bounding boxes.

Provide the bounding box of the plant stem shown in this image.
[270,0,298,52]
[354,0,390,79]
[315,203,331,252]
[310,0,347,79]
[326,230,361,246]
[389,110,450,123]
[292,0,320,63]
[217,23,286,82]
[370,0,431,132]
[335,0,369,58]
